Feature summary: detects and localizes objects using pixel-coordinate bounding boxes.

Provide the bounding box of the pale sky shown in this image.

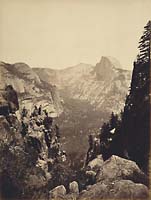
[0,0,151,70]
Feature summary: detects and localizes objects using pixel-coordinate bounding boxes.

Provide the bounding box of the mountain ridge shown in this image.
[34,56,132,114]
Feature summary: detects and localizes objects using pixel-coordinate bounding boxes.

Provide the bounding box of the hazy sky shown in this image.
[0,0,151,70]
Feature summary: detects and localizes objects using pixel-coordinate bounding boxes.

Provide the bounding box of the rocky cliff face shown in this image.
[0,88,71,200]
[0,115,48,200]
[0,62,63,115]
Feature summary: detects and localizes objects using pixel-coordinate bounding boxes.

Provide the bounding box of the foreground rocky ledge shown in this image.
[0,113,149,199]
[0,68,149,200]
[49,155,149,200]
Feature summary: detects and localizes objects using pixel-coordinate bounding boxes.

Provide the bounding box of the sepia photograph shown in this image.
[0,0,151,199]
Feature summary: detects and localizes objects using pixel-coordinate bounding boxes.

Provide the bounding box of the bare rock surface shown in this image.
[96,155,148,185]
[0,62,63,115]
[0,88,67,200]
[77,155,149,200]
[49,185,66,199]
[87,154,104,172]
[69,181,79,194]
[78,180,148,200]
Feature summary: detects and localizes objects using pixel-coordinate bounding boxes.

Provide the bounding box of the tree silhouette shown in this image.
[99,112,122,161]
[121,21,151,173]
[137,21,151,64]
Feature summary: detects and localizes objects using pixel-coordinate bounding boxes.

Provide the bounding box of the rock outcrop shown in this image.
[78,180,148,200]
[69,181,79,195]
[0,85,19,115]
[96,155,148,185]
[0,87,68,200]
[76,155,149,200]
[49,185,66,199]
[47,154,149,200]
[87,155,104,173]
[0,115,48,199]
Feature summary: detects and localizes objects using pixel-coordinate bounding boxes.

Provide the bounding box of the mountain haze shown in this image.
[34,56,131,114]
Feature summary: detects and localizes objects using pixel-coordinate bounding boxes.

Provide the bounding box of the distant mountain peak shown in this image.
[94,57,115,80]
[93,56,125,81]
[98,56,122,69]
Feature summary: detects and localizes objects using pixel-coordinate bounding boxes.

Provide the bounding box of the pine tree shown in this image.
[137,21,151,64]
[121,21,151,173]
[100,122,110,142]
[110,112,119,129]
[99,113,122,160]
